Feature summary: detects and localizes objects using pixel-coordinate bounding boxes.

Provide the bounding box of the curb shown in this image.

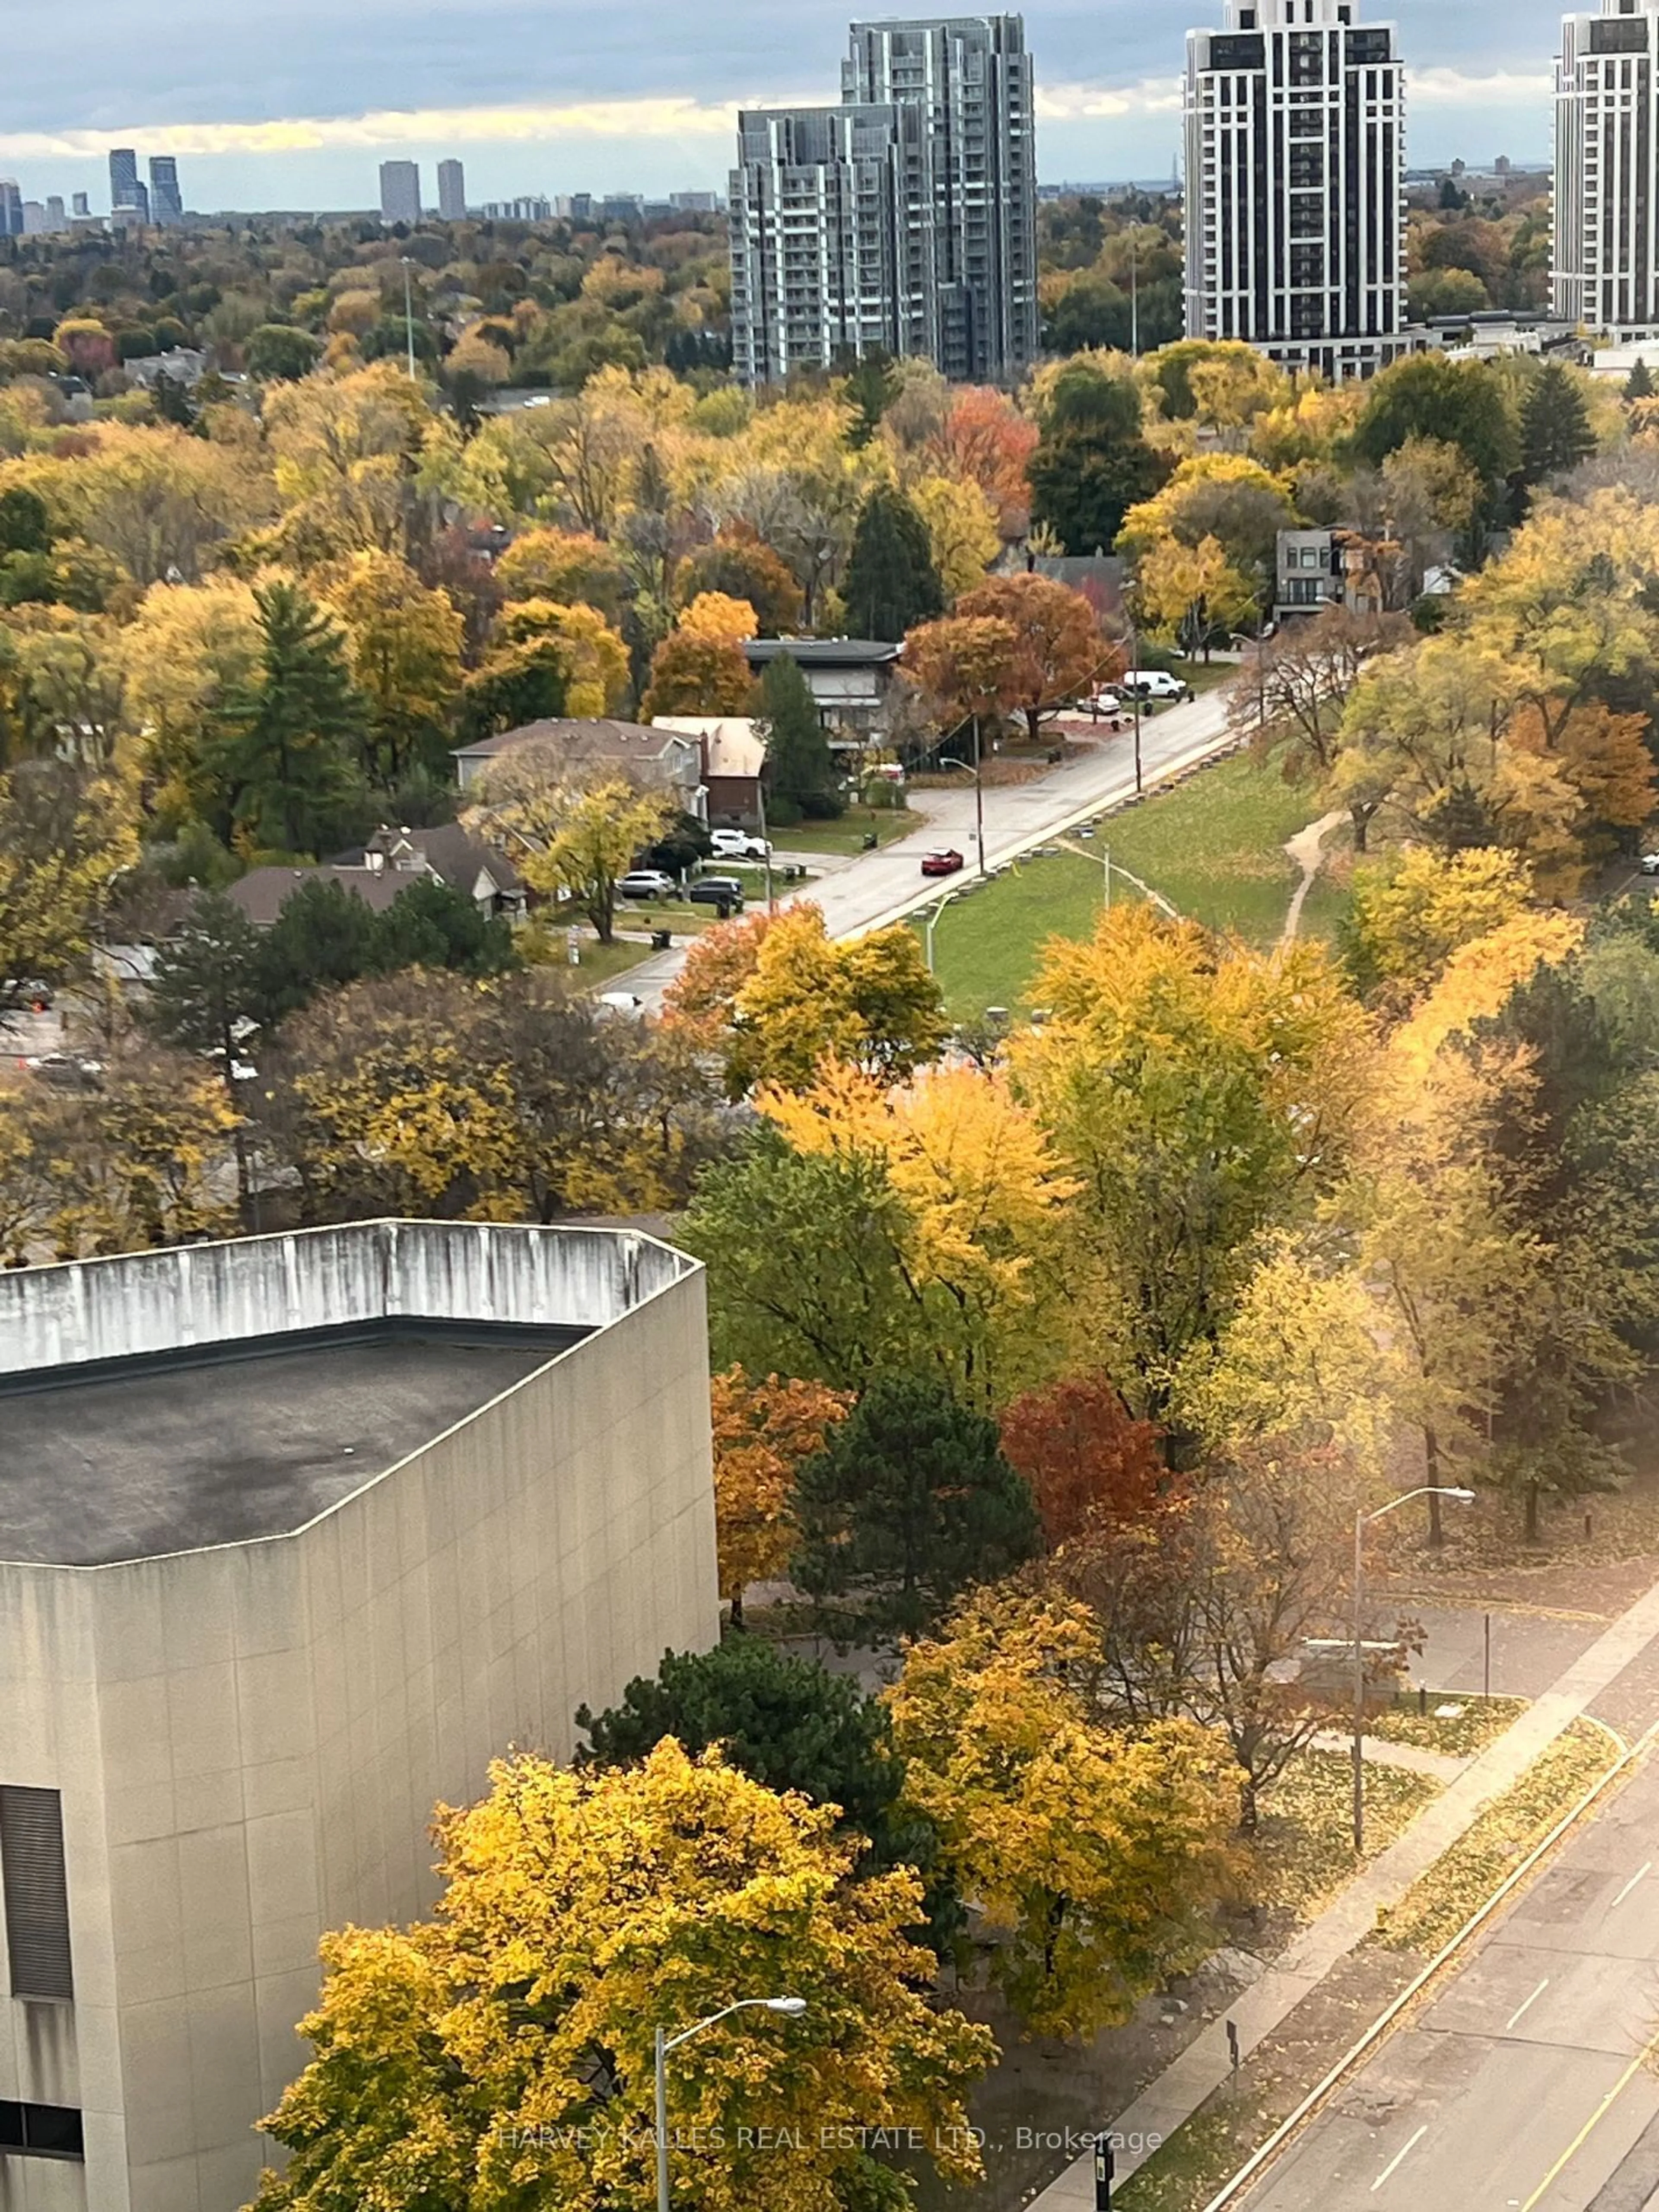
[1194,1718,1653,2212]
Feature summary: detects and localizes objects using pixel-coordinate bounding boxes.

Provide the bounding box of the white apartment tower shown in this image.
[1183,0,1409,378]
[1554,0,1659,337]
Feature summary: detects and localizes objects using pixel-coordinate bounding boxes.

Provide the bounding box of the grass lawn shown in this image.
[916,753,1351,1019]
[1251,1748,1443,1929]
[1370,1692,1528,1759]
[774,806,922,855]
[1376,1718,1619,1955]
[555,938,654,991]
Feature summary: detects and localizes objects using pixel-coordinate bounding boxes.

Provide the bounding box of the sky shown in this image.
[0,0,1571,213]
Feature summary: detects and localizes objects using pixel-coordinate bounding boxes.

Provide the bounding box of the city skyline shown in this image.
[0,2,1593,212]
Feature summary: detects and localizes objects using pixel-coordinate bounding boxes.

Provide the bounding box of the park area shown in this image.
[912,753,1350,1020]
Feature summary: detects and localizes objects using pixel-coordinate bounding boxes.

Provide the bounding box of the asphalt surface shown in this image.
[1243,1743,1659,2212]
[621,687,1237,1006]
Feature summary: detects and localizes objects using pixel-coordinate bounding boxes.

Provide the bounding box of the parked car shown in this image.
[688,877,746,909]
[1120,670,1192,702]
[25,1053,102,1091]
[921,848,966,878]
[709,829,772,861]
[1640,852,1659,876]
[1081,689,1124,716]
[617,870,677,901]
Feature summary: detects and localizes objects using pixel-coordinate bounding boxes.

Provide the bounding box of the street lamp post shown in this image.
[924,891,960,973]
[755,777,775,912]
[1351,1487,1475,1853]
[938,747,986,878]
[654,1996,807,2212]
[400,257,418,382]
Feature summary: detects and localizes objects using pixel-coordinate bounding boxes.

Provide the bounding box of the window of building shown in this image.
[0,1787,72,2002]
[0,2103,83,2161]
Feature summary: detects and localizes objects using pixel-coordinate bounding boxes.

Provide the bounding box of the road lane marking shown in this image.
[1505,1978,1550,2031]
[1519,2032,1659,2212]
[1611,1860,1652,1910]
[1370,2126,1427,2192]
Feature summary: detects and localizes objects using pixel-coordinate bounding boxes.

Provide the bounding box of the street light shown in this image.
[923,890,960,973]
[654,1997,807,2212]
[937,743,986,878]
[1351,1487,1476,1853]
[400,256,418,382]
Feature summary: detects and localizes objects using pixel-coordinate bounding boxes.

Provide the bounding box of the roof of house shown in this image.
[741,638,903,669]
[226,865,409,928]
[361,822,524,893]
[653,715,768,780]
[452,718,701,768]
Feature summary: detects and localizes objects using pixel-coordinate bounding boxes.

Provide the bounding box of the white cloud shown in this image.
[1035,78,1184,122]
[1403,65,1554,107]
[0,95,780,164]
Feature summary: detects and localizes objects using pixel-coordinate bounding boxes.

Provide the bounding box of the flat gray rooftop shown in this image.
[0,1326,579,1567]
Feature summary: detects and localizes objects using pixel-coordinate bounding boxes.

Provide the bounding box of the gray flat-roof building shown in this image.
[379,159,421,227]
[0,1220,717,2212]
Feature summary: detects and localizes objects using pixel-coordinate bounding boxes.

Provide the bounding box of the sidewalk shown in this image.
[1031,1568,1659,2209]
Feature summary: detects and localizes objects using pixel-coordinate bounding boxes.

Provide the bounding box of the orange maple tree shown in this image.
[957,574,1109,744]
[998,1370,1167,1549]
[710,1366,853,1621]
[929,387,1040,535]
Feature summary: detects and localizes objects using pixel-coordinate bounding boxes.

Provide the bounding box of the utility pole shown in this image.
[755,778,775,912]
[1130,231,1139,359]
[401,257,418,381]
[972,712,986,877]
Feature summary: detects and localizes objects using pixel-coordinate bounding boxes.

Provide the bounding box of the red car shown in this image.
[921,847,966,878]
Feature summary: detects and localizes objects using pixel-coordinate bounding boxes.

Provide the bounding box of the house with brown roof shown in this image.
[226,824,526,929]
[451,718,707,816]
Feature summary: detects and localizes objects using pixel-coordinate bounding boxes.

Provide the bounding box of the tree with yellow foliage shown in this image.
[709,1367,852,1622]
[676,589,758,645]
[253,1741,994,2212]
[493,525,632,622]
[474,765,675,942]
[639,626,753,719]
[1011,904,1370,1424]
[908,472,1000,599]
[493,597,630,716]
[719,904,948,1094]
[1132,532,1259,657]
[320,549,465,783]
[886,1590,1238,2037]
[1343,846,1535,1003]
[121,576,264,828]
[0,760,137,1018]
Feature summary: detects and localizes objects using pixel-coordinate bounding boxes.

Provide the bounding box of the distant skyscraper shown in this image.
[72,191,90,218]
[1554,0,1659,338]
[46,196,66,230]
[0,181,21,238]
[730,13,1039,388]
[1183,0,1408,378]
[437,159,467,221]
[109,146,141,213]
[149,155,184,227]
[380,159,422,225]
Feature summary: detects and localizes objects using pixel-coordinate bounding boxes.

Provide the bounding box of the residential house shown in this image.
[741,639,903,744]
[1274,529,1345,623]
[225,825,526,930]
[652,717,768,828]
[450,718,707,815]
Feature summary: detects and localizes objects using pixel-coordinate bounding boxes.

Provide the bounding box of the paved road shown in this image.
[620,687,1237,1006]
[1242,1745,1659,2212]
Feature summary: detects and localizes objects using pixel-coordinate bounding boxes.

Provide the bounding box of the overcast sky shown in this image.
[0,0,1571,212]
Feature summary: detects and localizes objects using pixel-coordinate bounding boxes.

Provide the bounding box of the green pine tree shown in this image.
[791,1372,1040,1641]
[759,651,841,819]
[212,582,368,855]
[1626,356,1655,402]
[145,889,266,1067]
[1519,361,1598,489]
[842,486,944,644]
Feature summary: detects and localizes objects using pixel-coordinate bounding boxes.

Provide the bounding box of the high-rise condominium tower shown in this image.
[148,155,183,227]
[730,13,1038,387]
[108,146,147,222]
[437,159,467,221]
[380,159,422,226]
[1183,0,1408,378]
[1554,0,1659,338]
